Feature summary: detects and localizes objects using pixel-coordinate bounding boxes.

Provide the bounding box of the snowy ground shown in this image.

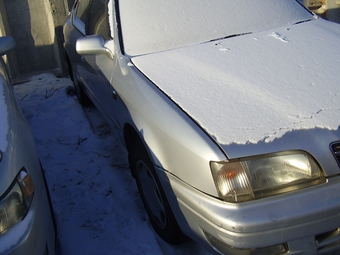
[13,73,212,255]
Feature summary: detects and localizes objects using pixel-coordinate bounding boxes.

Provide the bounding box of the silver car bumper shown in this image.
[164,169,340,255]
[0,176,56,255]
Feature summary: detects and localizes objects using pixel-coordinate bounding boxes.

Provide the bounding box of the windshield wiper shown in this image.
[294,18,314,25]
[209,32,252,43]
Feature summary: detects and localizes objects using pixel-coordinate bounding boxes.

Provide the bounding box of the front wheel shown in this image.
[130,145,187,245]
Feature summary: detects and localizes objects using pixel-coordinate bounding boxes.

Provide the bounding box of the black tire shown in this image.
[129,144,188,245]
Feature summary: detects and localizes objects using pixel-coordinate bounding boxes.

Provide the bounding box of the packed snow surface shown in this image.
[14,73,211,255]
[132,19,340,145]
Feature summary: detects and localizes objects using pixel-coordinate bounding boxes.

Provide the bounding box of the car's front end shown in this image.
[165,167,340,255]
[0,36,56,255]
[0,126,56,255]
[64,0,340,254]
[0,165,57,255]
[129,13,340,255]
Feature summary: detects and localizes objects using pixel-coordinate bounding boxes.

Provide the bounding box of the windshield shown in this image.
[117,0,313,56]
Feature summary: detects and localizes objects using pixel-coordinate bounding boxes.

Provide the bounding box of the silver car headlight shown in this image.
[0,170,35,234]
[210,151,326,203]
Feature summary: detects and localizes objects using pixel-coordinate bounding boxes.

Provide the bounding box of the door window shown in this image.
[73,0,91,34]
[87,0,111,40]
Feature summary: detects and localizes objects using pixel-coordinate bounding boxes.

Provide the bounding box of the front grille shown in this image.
[330,141,340,167]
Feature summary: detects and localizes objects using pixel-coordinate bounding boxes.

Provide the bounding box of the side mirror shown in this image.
[76,35,114,59]
[0,36,16,56]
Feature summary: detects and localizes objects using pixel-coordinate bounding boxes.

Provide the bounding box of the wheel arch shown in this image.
[123,123,147,178]
[123,122,190,244]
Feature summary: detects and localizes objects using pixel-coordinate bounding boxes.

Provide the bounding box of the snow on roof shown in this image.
[115,0,313,56]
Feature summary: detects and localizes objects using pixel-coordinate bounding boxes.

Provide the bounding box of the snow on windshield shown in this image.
[115,0,312,56]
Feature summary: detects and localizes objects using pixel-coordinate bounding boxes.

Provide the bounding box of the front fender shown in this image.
[113,54,226,196]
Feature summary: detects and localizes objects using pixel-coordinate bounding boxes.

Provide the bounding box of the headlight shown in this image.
[0,170,35,234]
[210,151,326,203]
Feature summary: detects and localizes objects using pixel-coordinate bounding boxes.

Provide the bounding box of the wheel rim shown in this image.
[136,159,167,229]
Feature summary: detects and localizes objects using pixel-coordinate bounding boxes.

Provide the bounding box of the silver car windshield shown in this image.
[116,0,313,56]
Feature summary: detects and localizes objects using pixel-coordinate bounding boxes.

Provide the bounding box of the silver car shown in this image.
[63,1,340,254]
[0,36,56,255]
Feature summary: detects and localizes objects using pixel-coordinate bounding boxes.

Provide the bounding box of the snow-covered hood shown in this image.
[132,18,340,162]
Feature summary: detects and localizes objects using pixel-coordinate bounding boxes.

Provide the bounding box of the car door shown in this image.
[65,0,91,73]
[79,0,120,128]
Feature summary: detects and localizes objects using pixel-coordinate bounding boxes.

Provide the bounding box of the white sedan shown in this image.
[63,1,340,254]
[0,36,56,254]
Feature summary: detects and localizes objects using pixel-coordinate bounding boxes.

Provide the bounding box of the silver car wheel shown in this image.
[129,142,188,244]
[136,159,167,229]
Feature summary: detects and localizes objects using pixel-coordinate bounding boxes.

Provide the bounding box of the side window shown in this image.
[73,0,91,35]
[76,0,91,24]
[87,0,111,40]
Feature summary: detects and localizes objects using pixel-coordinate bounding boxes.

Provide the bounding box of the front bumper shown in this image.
[0,175,56,255]
[164,171,340,255]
